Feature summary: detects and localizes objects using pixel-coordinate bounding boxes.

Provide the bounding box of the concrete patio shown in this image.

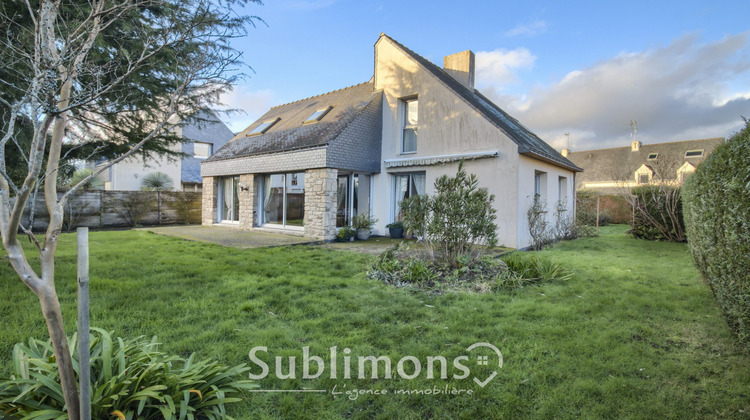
[139,225,316,249]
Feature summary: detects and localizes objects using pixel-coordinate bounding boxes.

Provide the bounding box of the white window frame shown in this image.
[193,141,213,159]
[558,176,568,209]
[401,97,418,154]
[534,170,547,204]
[391,172,426,222]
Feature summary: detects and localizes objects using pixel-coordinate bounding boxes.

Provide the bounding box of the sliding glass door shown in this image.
[262,172,305,228]
[336,173,371,228]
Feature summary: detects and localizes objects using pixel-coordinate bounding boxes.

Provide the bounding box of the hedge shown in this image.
[683,121,750,352]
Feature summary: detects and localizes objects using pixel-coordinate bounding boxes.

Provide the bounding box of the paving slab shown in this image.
[139,225,316,248]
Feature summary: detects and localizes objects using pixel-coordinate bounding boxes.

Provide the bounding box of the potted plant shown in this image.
[385,221,404,239]
[336,226,356,242]
[352,212,378,240]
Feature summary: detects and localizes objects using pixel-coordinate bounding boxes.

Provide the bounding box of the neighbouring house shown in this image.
[98,110,234,191]
[200,34,581,248]
[565,137,724,193]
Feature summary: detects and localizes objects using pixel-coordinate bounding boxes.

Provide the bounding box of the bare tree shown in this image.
[0,1,260,417]
[611,155,685,241]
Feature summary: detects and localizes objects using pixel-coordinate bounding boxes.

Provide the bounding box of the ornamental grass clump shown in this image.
[0,328,256,419]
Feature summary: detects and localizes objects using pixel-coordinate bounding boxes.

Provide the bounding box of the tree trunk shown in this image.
[38,287,80,420]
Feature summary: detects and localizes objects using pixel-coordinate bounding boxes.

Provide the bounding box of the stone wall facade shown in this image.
[239,173,255,229]
[304,168,338,241]
[201,176,217,225]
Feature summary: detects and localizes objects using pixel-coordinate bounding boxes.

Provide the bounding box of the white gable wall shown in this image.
[516,155,577,248]
[100,123,183,191]
[371,36,523,248]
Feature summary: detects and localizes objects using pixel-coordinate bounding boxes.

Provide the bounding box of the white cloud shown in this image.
[481,33,750,150]
[218,86,276,133]
[475,48,536,88]
[505,20,548,37]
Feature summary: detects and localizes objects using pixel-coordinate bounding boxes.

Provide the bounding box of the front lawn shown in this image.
[1,225,748,418]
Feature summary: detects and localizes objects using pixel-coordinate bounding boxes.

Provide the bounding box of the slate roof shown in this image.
[566,137,724,183]
[206,82,381,162]
[181,110,235,145]
[180,110,234,183]
[381,34,582,172]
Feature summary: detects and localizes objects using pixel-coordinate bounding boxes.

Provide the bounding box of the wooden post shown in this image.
[595,196,600,236]
[157,191,162,225]
[99,190,104,228]
[77,227,91,420]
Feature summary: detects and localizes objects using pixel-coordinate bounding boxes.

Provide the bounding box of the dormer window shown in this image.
[247,118,280,136]
[402,98,418,153]
[685,149,704,158]
[304,106,332,123]
[647,153,658,160]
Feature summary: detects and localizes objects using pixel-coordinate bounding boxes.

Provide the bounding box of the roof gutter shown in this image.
[520,150,583,172]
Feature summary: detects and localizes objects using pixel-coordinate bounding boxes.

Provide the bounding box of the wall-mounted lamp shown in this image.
[238,182,249,192]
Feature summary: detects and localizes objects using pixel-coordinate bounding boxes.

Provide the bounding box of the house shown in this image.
[99,110,234,191]
[564,137,724,193]
[200,34,581,248]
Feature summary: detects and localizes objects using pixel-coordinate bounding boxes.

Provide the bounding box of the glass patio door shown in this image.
[336,173,371,228]
[219,176,239,222]
[262,173,305,227]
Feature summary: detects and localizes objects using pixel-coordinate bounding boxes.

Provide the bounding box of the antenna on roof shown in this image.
[564,132,570,149]
[629,120,638,141]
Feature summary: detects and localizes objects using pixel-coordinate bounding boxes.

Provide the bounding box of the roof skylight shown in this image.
[247,118,280,136]
[684,149,704,158]
[304,106,333,123]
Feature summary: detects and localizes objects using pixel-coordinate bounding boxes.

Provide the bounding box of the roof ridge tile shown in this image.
[269,81,373,109]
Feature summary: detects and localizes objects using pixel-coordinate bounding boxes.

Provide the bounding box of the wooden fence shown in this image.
[20,190,202,232]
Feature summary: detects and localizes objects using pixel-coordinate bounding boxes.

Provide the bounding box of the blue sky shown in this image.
[221,0,750,150]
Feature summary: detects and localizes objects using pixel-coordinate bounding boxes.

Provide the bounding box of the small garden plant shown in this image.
[0,329,256,419]
[399,161,498,267]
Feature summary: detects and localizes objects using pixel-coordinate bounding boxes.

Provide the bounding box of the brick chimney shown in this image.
[443,50,475,90]
[631,141,641,152]
[561,148,569,157]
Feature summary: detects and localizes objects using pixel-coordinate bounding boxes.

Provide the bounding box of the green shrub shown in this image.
[0,328,256,419]
[399,161,498,268]
[598,209,613,226]
[629,185,685,241]
[683,121,750,351]
[336,226,356,241]
[351,212,378,230]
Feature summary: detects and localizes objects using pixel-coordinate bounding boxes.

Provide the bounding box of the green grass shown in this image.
[1,225,748,418]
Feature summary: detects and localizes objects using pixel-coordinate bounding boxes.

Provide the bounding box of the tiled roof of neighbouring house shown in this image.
[181,110,235,145]
[206,82,380,162]
[181,110,235,183]
[566,137,724,182]
[380,34,582,172]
